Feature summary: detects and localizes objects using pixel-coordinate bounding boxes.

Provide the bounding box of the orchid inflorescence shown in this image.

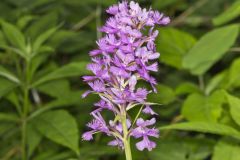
[82,0,170,153]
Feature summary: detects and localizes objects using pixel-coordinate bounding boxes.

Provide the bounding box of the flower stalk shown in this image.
[82,1,170,159]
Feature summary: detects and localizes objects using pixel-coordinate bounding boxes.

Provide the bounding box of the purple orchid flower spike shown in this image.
[82,1,170,160]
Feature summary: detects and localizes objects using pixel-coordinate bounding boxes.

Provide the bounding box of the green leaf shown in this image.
[149,137,213,160]
[183,25,239,75]
[37,80,70,98]
[160,122,240,139]
[182,91,224,122]
[26,12,58,40]
[227,58,240,89]
[212,139,240,160]
[0,113,18,122]
[29,91,85,120]
[33,27,58,54]
[32,62,89,87]
[148,84,175,104]
[1,20,26,51]
[175,82,201,95]
[33,110,79,154]
[27,123,42,157]
[226,93,240,127]
[205,70,228,95]
[0,65,20,84]
[0,77,17,98]
[157,28,196,69]
[213,1,240,26]
[17,15,35,29]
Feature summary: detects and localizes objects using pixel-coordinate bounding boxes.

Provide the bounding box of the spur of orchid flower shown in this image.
[82,1,170,159]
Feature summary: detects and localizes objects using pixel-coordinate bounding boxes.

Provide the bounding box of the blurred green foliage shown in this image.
[0,0,240,160]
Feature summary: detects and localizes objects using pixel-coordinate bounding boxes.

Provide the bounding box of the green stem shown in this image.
[21,60,31,160]
[121,112,132,160]
[21,119,27,160]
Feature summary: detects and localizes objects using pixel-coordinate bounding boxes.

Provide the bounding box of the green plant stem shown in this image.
[21,118,27,160]
[21,60,31,160]
[121,111,132,160]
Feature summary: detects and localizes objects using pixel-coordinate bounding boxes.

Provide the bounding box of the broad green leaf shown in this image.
[33,27,58,54]
[160,122,240,139]
[226,93,240,126]
[0,78,17,98]
[175,82,201,95]
[148,84,175,104]
[32,62,89,87]
[181,91,224,122]
[0,65,20,84]
[183,25,239,75]
[33,110,79,154]
[157,28,196,69]
[1,20,26,51]
[213,1,240,26]
[212,139,240,160]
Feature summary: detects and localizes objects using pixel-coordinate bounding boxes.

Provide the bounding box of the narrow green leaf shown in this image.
[0,65,20,84]
[160,122,240,139]
[205,70,228,95]
[226,93,240,127]
[213,1,240,26]
[0,77,17,98]
[227,58,240,89]
[212,139,240,160]
[27,123,42,157]
[33,110,79,154]
[33,27,58,54]
[32,62,89,87]
[1,20,26,51]
[183,25,239,75]
[0,113,18,122]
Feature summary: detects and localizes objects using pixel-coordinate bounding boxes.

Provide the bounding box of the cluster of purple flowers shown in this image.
[82,1,170,151]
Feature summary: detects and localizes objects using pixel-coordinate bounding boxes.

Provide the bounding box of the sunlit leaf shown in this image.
[226,93,240,127]
[157,28,196,69]
[213,1,240,26]
[212,139,240,160]
[182,90,224,122]
[160,122,240,139]
[183,25,239,75]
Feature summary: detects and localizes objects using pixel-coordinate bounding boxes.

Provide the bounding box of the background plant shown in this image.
[0,0,240,160]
